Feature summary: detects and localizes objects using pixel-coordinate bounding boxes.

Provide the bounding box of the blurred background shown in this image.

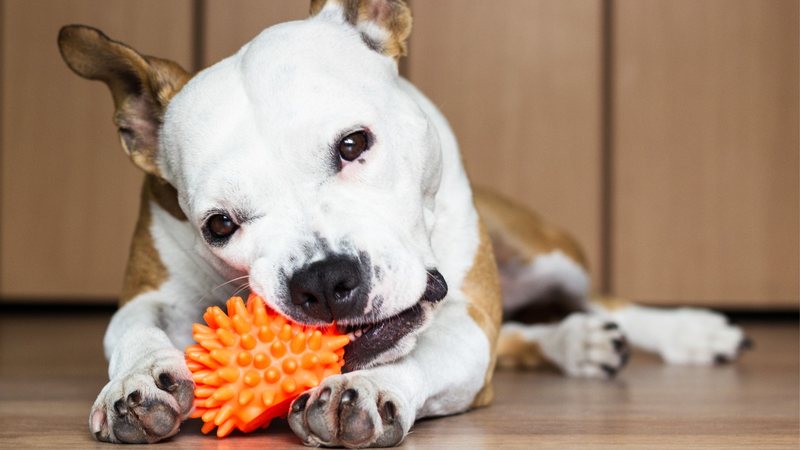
[0,0,797,312]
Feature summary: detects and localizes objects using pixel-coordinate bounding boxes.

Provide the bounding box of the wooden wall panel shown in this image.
[611,0,799,307]
[0,0,194,301]
[203,0,309,67]
[407,1,604,289]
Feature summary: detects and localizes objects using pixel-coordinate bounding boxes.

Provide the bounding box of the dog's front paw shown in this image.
[288,374,407,448]
[541,313,630,379]
[89,349,194,443]
[657,308,751,365]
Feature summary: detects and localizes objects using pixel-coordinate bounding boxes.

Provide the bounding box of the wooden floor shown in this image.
[0,311,797,449]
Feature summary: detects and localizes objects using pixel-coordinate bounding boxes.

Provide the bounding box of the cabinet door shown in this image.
[0,0,194,302]
[611,0,799,307]
[202,0,308,67]
[407,0,605,289]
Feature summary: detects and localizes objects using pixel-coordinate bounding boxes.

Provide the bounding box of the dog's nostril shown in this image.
[333,282,354,300]
[301,293,318,305]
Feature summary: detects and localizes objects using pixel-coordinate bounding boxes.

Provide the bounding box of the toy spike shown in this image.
[186,293,349,438]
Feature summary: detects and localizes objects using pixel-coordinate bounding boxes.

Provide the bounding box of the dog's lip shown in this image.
[338,300,429,372]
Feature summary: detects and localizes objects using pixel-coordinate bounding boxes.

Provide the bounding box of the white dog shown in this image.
[58,0,749,446]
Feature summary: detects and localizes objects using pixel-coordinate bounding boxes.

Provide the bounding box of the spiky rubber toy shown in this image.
[185,293,349,437]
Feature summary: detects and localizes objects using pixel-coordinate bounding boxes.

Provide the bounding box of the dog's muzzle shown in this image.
[340,269,448,371]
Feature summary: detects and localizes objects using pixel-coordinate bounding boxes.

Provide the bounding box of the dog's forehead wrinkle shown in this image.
[241,18,393,81]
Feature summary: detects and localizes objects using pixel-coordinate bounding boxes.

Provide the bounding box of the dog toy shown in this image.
[185,293,349,437]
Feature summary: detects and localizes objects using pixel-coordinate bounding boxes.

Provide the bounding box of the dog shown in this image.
[57,0,750,446]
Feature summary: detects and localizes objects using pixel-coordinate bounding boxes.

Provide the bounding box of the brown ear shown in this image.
[57,25,190,176]
[310,0,412,59]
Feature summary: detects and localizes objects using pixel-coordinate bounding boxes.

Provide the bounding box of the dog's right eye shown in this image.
[203,213,239,245]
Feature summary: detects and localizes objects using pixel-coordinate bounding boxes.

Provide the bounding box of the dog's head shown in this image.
[59,0,449,370]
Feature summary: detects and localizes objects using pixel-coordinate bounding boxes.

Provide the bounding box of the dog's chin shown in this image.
[338,299,437,372]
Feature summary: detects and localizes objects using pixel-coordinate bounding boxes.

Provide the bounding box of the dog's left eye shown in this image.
[338,130,370,162]
[203,213,239,245]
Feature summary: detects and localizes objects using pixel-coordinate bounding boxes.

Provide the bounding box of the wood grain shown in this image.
[407,0,605,290]
[202,0,308,67]
[611,0,800,308]
[0,0,193,301]
[0,312,796,448]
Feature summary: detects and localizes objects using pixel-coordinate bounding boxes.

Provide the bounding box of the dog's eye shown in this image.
[203,213,238,244]
[338,131,370,162]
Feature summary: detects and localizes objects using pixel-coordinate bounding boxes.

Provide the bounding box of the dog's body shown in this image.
[58,1,749,446]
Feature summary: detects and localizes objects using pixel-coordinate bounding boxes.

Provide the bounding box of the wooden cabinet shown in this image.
[0,0,194,301]
[408,0,605,290]
[202,0,308,67]
[611,0,799,307]
[0,0,797,308]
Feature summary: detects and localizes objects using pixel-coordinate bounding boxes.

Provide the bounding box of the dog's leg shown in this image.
[497,314,630,378]
[602,303,751,365]
[288,300,492,448]
[89,292,196,443]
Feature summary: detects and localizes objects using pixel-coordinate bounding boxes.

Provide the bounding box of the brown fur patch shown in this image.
[58,25,190,177]
[496,332,547,370]
[462,221,503,408]
[474,187,588,269]
[591,295,631,311]
[119,176,173,305]
[309,0,412,59]
[147,176,186,221]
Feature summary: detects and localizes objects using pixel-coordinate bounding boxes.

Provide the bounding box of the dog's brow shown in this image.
[232,207,260,224]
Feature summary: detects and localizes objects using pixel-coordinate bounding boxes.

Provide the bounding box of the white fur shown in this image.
[93,5,491,446]
[500,250,589,313]
[607,305,746,365]
[160,16,442,324]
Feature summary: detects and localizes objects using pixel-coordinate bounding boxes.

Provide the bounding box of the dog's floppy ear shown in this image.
[57,25,190,176]
[310,0,412,59]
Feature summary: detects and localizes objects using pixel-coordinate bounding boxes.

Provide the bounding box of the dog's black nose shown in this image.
[288,255,366,322]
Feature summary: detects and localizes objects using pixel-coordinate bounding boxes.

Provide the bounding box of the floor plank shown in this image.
[0,312,797,448]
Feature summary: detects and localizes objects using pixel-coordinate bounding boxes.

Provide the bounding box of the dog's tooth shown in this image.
[346,332,356,341]
[354,329,363,338]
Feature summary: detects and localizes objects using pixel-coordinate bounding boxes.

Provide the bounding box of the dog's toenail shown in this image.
[157,373,177,391]
[714,354,730,364]
[601,364,618,378]
[340,389,358,405]
[620,350,631,367]
[293,393,310,412]
[113,399,128,416]
[739,337,754,351]
[383,401,397,422]
[603,322,619,330]
[612,338,626,352]
[317,387,331,405]
[126,391,142,407]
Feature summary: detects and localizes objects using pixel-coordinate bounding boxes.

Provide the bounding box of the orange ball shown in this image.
[185,293,349,438]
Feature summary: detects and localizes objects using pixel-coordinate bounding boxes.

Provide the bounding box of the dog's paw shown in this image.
[656,308,751,365]
[288,373,407,448]
[541,313,630,379]
[89,349,194,443]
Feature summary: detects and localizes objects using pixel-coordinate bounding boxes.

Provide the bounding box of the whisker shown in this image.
[211,275,250,293]
[194,275,250,305]
[230,282,251,299]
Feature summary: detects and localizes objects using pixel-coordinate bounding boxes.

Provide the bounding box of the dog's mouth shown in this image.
[338,301,428,372]
[338,270,448,372]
